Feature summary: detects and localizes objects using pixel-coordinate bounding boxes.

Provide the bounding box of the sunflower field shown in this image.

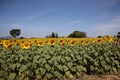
[0,36,120,80]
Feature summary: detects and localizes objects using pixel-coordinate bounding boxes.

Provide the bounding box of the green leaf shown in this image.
[36,74,41,79]
[16,63,21,68]
[71,67,76,72]
[35,69,40,75]
[112,68,117,73]
[24,77,29,80]
[9,73,16,80]
[61,58,65,63]
[19,65,27,72]
[65,71,71,76]
[57,65,63,71]
[45,64,51,71]
[69,74,74,78]
[70,53,75,58]
[40,68,46,76]
[44,54,51,60]
[67,62,73,68]
[10,64,16,70]
[46,73,53,79]
[65,56,71,62]
[0,71,8,78]
[63,65,68,72]
[90,66,94,71]
[83,59,87,65]
[54,71,62,78]
[33,56,39,63]
[54,71,60,77]
[43,76,47,80]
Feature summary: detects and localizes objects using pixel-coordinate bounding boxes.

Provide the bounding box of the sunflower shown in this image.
[92,38,96,43]
[108,35,113,42]
[37,40,44,46]
[59,39,64,43]
[103,36,107,41]
[79,39,84,44]
[96,39,103,44]
[3,40,12,48]
[114,36,119,43]
[83,39,90,45]
[20,40,25,45]
[44,39,49,44]
[60,41,66,47]
[0,40,3,45]
[70,40,77,46]
[49,39,56,45]
[22,42,30,49]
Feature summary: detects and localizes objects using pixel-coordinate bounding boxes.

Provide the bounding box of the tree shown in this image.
[10,29,21,38]
[68,31,86,38]
[117,32,120,38]
[46,32,59,38]
[97,36,102,38]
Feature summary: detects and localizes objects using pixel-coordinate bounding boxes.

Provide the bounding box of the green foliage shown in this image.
[68,31,86,38]
[46,32,59,38]
[117,32,120,38]
[0,42,120,80]
[10,29,21,38]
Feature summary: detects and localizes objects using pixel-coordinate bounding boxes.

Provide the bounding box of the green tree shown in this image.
[46,32,59,38]
[68,31,86,38]
[97,36,102,38]
[117,32,120,38]
[10,29,21,38]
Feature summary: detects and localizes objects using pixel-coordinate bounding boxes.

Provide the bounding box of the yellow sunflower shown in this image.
[0,40,3,45]
[70,40,77,46]
[96,39,103,44]
[22,42,30,49]
[3,40,12,48]
[44,39,49,44]
[49,39,56,45]
[79,39,84,44]
[60,41,66,47]
[37,40,44,46]
[108,35,113,42]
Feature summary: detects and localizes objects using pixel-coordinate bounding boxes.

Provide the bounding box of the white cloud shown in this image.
[8,24,21,29]
[25,8,55,21]
[68,20,81,25]
[91,16,120,37]
[112,16,120,22]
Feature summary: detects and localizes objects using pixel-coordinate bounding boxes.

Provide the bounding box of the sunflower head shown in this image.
[0,40,3,45]
[60,41,66,47]
[79,40,84,44]
[37,40,44,46]
[84,39,90,45]
[22,42,30,49]
[70,40,77,46]
[45,39,49,44]
[49,39,56,45]
[96,39,103,44]
[108,35,113,42]
[3,40,12,48]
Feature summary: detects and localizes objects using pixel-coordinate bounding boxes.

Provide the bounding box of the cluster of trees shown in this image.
[46,32,59,38]
[9,29,120,39]
[9,29,87,38]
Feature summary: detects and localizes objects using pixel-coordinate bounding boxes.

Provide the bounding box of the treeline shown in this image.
[9,29,87,38]
[1,29,120,39]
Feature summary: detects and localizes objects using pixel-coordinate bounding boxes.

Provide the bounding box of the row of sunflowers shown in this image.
[0,35,120,80]
[0,35,117,49]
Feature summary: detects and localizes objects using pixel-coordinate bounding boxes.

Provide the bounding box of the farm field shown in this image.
[0,36,120,80]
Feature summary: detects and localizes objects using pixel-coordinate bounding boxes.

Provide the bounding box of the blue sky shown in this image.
[0,0,120,38]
